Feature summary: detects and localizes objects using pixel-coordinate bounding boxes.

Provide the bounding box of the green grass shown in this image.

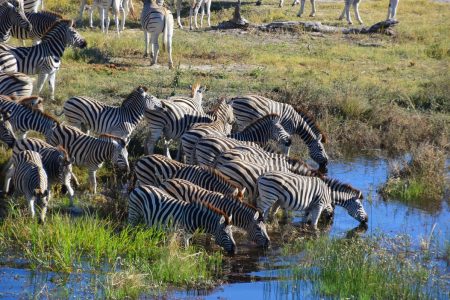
[283,236,433,299]
[0,206,222,296]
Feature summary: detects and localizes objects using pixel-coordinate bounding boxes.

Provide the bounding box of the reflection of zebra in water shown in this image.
[257,171,368,228]
[229,95,328,173]
[4,150,49,223]
[133,154,243,198]
[0,20,87,100]
[0,1,32,43]
[160,178,270,248]
[47,124,129,194]
[128,184,237,254]
[60,86,157,142]
[0,72,33,96]
[141,0,174,68]
[10,138,76,206]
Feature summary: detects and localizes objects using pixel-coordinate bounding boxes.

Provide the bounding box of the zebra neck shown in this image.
[182,204,217,235]
[120,103,145,124]
[95,140,115,161]
[326,185,358,207]
[0,9,12,42]
[40,28,67,58]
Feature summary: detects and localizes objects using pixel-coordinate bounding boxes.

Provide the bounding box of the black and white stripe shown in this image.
[128,184,236,254]
[61,86,157,142]
[0,19,87,100]
[160,178,270,247]
[0,1,32,43]
[10,10,60,43]
[229,95,329,172]
[0,109,16,148]
[257,171,368,228]
[4,150,49,223]
[180,99,234,164]
[0,72,33,96]
[141,0,174,68]
[47,124,129,194]
[22,0,44,12]
[133,154,243,198]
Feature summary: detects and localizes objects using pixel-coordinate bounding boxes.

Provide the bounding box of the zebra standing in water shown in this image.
[0,95,57,139]
[141,0,174,68]
[0,20,87,100]
[257,171,368,229]
[10,11,61,44]
[128,185,236,254]
[60,86,157,142]
[180,99,235,164]
[0,72,33,96]
[0,1,32,43]
[0,109,16,148]
[133,154,243,198]
[229,95,328,173]
[9,138,77,206]
[48,124,129,194]
[4,150,49,223]
[160,178,270,248]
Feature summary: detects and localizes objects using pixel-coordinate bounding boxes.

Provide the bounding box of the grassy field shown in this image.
[0,0,449,298]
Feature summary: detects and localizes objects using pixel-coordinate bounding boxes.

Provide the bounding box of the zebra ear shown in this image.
[228,214,232,223]
[219,215,225,225]
[253,211,260,221]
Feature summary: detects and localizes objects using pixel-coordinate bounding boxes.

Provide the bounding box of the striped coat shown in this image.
[0,72,33,96]
[0,1,32,43]
[128,185,236,254]
[0,109,16,148]
[10,10,60,43]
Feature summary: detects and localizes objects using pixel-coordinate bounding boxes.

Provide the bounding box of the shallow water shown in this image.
[0,157,448,299]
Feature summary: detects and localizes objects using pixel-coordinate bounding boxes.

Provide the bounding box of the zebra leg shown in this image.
[309,0,316,17]
[176,0,183,28]
[88,170,97,194]
[200,3,205,28]
[308,205,324,230]
[100,8,106,32]
[338,1,347,21]
[29,196,36,219]
[114,11,120,35]
[279,0,283,8]
[163,138,172,159]
[189,5,194,30]
[297,0,306,17]
[78,0,87,24]
[206,0,211,27]
[150,33,159,66]
[48,71,57,101]
[106,13,111,34]
[143,31,149,58]
[121,0,128,31]
[38,193,49,224]
[3,164,14,196]
[89,6,95,28]
[353,0,363,24]
[36,73,49,97]
[145,128,162,154]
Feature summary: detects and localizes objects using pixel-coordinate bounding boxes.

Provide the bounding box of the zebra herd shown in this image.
[0,82,368,253]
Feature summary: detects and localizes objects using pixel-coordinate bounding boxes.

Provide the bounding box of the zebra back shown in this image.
[0,72,33,96]
[22,0,43,12]
[128,185,236,254]
[0,1,31,42]
[160,178,270,247]
[0,109,16,148]
[10,10,60,41]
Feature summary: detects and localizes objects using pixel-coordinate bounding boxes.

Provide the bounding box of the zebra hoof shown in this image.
[309,13,315,17]
[168,64,174,69]
[143,53,148,58]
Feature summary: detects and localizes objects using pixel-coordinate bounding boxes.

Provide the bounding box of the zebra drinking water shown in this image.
[60,86,158,143]
[0,19,87,100]
[0,0,32,43]
[257,171,368,229]
[160,178,270,248]
[141,0,174,68]
[128,184,237,254]
[4,150,49,223]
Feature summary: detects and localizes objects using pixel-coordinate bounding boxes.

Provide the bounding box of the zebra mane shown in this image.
[323,177,363,199]
[121,86,148,107]
[56,144,69,160]
[193,201,231,225]
[201,165,244,196]
[239,113,281,132]
[288,156,324,178]
[35,10,63,20]
[41,19,72,39]
[292,105,326,143]
[190,82,201,97]
[98,133,127,146]
[18,102,60,124]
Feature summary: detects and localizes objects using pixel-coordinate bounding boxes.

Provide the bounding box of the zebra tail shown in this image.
[162,11,169,53]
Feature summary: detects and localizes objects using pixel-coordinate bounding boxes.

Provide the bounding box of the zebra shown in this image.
[141,0,174,68]
[128,184,236,254]
[229,95,328,173]
[338,0,363,25]
[47,124,129,194]
[60,86,158,143]
[10,11,61,44]
[257,170,368,229]
[78,0,134,31]
[133,154,243,198]
[387,0,399,20]
[180,99,234,164]
[9,138,77,206]
[166,83,206,113]
[0,0,32,43]
[144,95,212,157]
[160,178,270,248]
[0,109,16,148]
[0,95,57,139]
[281,0,316,17]
[85,0,125,34]
[22,0,44,12]
[0,72,33,96]
[190,0,211,30]
[4,150,49,223]
[0,19,87,100]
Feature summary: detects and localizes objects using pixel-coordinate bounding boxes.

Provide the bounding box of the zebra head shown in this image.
[66,21,87,49]
[111,138,130,173]
[345,199,368,224]
[0,110,16,148]
[33,188,49,224]
[215,213,237,255]
[308,134,328,174]
[56,145,74,191]
[2,1,32,33]
[247,210,270,248]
